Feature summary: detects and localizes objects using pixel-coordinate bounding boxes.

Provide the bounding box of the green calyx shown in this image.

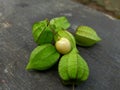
[75,26,101,47]
[32,19,54,45]
[26,44,60,70]
[58,49,89,85]
[32,16,71,45]
[50,16,70,32]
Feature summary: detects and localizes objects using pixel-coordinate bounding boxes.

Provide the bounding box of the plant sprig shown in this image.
[26,16,102,90]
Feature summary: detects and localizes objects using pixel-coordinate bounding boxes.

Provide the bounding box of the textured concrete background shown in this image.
[0,0,120,90]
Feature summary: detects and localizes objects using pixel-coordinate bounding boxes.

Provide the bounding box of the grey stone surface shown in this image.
[0,0,120,90]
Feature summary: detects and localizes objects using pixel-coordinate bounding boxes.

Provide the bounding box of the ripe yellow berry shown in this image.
[55,38,71,54]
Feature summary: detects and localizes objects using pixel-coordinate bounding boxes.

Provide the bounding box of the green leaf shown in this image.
[26,44,60,70]
[50,16,70,31]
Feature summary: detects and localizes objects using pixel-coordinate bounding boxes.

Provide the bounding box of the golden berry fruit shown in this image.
[55,37,71,54]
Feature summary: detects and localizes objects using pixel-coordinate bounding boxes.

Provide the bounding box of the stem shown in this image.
[45,18,49,26]
[51,28,57,35]
[72,82,75,90]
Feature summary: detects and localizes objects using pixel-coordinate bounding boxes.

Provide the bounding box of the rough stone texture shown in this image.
[0,0,120,90]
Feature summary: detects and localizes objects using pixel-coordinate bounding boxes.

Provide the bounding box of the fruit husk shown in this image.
[75,26,101,47]
[26,44,60,70]
[32,19,54,45]
[58,49,89,85]
[50,16,70,32]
